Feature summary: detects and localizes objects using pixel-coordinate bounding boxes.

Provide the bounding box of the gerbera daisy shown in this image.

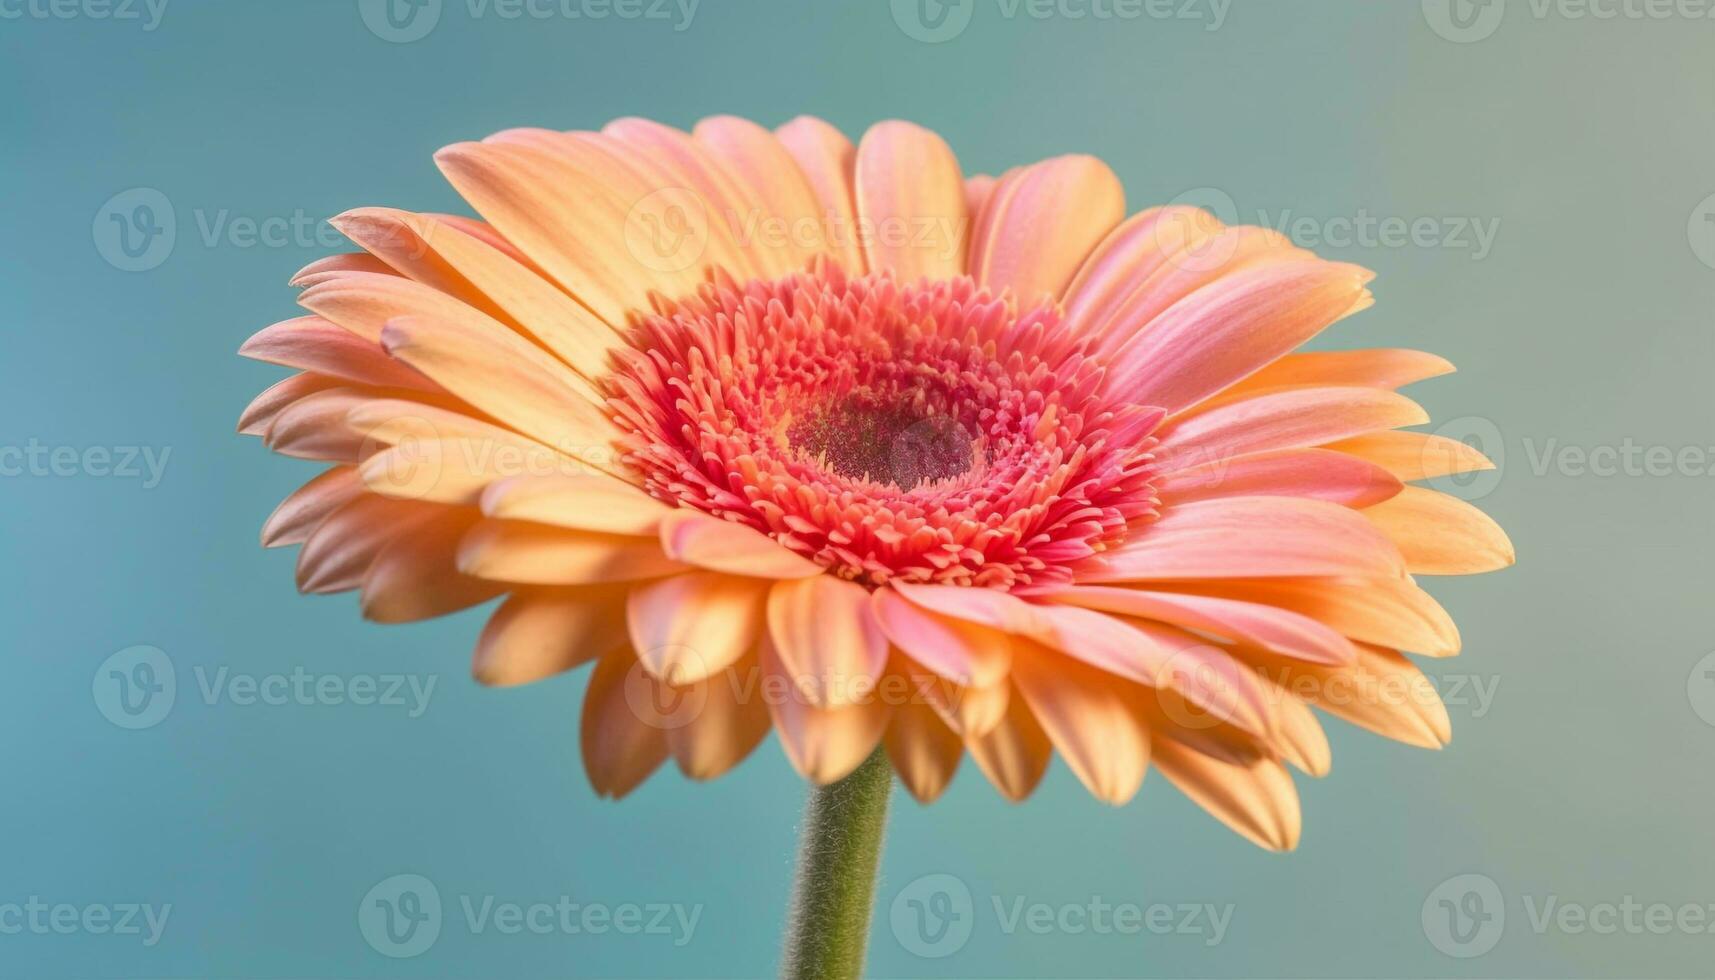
[239,114,1510,971]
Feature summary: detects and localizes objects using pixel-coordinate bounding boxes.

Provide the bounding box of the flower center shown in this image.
[607,264,1161,589]
[787,398,979,490]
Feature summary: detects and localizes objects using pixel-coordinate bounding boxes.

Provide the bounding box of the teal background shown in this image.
[4,0,1714,976]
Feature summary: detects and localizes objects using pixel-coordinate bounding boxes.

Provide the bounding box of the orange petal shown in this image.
[1145,576,1460,658]
[1154,448,1402,509]
[775,115,866,274]
[965,683,1051,801]
[657,510,823,579]
[1011,643,1149,805]
[580,648,669,799]
[239,315,435,390]
[472,586,629,687]
[1221,348,1454,397]
[1363,486,1514,575]
[968,155,1124,306]
[854,121,968,281]
[665,654,773,781]
[1083,497,1405,581]
[885,698,964,803]
[626,572,769,685]
[261,465,364,548]
[457,519,685,585]
[1151,736,1302,851]
[694,115,832,271]
[481,473,672,535]
[1238,643,1451,750]
[763,637,889,783]
[360,509,504,623]
[295,495,439,594]
[766,576,889,707]
[1045,585,1356,665]
[1324,431,1496,482]
[871,586,1011,688]
[1157,387,1429,469]
[1062,206,1221,337]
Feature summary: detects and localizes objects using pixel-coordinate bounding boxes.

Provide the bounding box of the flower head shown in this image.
[240,115,1512,849]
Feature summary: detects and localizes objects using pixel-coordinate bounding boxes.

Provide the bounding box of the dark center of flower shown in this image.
[786,397,978,490]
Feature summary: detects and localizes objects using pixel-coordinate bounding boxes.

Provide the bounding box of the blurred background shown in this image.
[4,0,1713,976]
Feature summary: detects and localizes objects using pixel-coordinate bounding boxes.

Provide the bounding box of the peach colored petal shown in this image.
[885,698,964,804]
[1156,387,1430,471]
[763,638,889,783]
[295,495,440,594]
[1082,497,1405,582]
[261,465,363,548]
[359,437,526,506]
[360,510,504,623]
[239,315,437,390]
[889,580,1042,634]
[1154,448,1403,509]
[434,139,702,326]
[290,252,395,287]
[1044,585,1357,665]
[1323,431,1496,482]
[1363,486,1515,575]
[1011,642,1149,805]
[238,373,345,436]
[854,121,968,281]
[1061,206,1218,337]
[1087,226,1307,359]
[1151,736,1302,851]
[480,473,673,535]
[657,510,824,579]
[581,647,669,799]
[965,683,1052,801]
[602,116,779,280]
[967,155,1125,306]
[665,654,773,780]
[1238,643,1451,749]
[265,387,386,462]
[694,115,833,270]
[871,586,1012,688]
[457,519,685,585]
[766,576,889,707]
[1027,605,1272,736]
[379,314,622,463]
[1146,576,1460,658]
[775,115,867,274]
[331,208,629,385]
[626,572,769,685]
[1221,348,1455,396]
[1269,695,1332,777]
[297,270,483,344]
[1106,260,1376,413]
[472,586,629,686]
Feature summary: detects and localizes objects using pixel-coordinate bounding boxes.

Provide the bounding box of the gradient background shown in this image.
[5,0,1714,976]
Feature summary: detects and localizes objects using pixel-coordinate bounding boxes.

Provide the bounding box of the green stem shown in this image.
[780,748,894,980]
